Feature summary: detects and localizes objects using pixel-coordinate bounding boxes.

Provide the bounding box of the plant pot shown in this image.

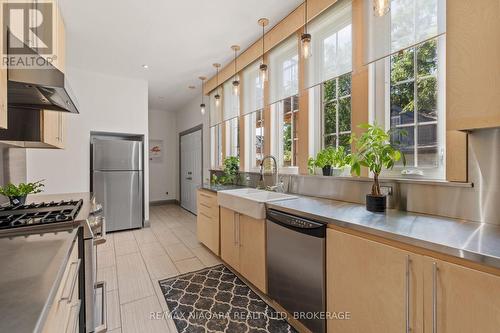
[331,167,344,177]
[9,195,27,207]
[322,165,332,176]
[366,194,386,212]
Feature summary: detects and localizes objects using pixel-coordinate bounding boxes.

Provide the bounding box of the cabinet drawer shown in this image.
[198,202,218,219]
[197,190,217,207]
[42,240,80,333]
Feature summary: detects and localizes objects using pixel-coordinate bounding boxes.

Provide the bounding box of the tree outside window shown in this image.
[322,73,352,152]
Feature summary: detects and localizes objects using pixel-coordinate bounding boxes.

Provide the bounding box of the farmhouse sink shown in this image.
[217,188,297,219]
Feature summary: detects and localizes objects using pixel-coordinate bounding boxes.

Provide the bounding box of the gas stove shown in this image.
[0,199,83,236]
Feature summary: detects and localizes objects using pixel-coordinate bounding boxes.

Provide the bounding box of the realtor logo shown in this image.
[3,1,53,54]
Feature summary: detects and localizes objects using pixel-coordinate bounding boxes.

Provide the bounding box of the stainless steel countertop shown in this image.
[0,192,93,333]
[0,227,78,333]
[267,196,500,270]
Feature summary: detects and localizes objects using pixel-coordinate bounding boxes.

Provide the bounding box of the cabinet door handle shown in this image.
[60,259,81,303]
[432,262,438,333]
[233,212,238,246]
[199,212,211,219]
[405,255,411,333]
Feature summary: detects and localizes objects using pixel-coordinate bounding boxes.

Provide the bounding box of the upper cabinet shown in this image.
[447,0,500,130]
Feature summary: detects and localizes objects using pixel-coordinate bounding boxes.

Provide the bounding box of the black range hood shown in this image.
[7,37,79,114]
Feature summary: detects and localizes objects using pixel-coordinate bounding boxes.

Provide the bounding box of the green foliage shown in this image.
[0,180,45,198]
[212,156,240,185]
[310,146,351,170]
[350,124,404,195]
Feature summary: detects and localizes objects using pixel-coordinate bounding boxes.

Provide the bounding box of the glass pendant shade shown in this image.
[259,63,268,82]
[214,94,220,107]
[232,80,239,95]
[200,103,206,115]
[373,0,390,17]
[301,33,312,59]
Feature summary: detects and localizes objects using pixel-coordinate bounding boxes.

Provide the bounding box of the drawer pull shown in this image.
[65,300,81,333]
[95,281,108,333]
[60,259,81,303]
[200,203,211,209]
[199,212,212,219]
[199,193,212,198]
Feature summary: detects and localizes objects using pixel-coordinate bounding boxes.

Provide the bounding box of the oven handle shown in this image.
[94,281,107,333]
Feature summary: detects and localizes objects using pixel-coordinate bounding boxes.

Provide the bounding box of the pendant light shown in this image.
[301,0,312,59]
[258,18,269,83]
[213,63,221,107]
[373,0,390,17]
[199,76,206,115]
[231,45,240,96]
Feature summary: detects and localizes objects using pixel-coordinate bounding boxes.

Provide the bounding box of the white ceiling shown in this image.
[59,0,303,112]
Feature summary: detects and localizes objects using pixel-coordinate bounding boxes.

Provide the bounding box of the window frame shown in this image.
[271,95,299,173]
[320,73,353,151]
[374,36,446,180]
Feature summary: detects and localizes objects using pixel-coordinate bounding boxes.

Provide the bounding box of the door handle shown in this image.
[432,262,438,333]
[186,177,193,180]
[405,255,411,333]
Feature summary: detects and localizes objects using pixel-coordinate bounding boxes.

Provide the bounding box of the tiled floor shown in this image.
[96,204,221,333]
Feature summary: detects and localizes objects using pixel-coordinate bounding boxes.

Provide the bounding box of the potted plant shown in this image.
[212,156,240,185]
[351,124,404,212]
[330,146,352,176]
[0,180,45,206]
[314,147,334,176]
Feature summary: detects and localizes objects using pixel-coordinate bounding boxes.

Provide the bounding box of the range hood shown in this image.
[7,38,79,114]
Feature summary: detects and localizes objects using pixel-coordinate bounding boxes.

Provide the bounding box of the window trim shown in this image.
[379,36,446,180]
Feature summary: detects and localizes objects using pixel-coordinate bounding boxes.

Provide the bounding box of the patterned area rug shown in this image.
[159,264,298,333]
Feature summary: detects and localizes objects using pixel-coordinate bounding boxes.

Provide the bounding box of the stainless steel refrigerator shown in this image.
[91,138,143,232]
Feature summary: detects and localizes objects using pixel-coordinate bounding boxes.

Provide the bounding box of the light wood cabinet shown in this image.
[327,229,423,333]
[239,213,267,293]
[423,257,500,333]
[42,239,80,333]
[220,207,240,270]
[196,189,220,255]
[220,206,267,293]
[0,108,65,148]
[327,228,500,333]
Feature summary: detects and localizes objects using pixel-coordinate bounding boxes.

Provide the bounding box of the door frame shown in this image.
[179,124,203,214]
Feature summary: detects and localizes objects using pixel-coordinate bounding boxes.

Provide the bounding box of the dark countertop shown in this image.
[0,192,93,333]
[267,196,500,270]
[200,184,246,193]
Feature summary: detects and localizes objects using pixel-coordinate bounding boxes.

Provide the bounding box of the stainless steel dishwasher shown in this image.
[266,208,326,333]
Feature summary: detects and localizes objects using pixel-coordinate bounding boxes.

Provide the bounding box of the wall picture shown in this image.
[149,140,163,162]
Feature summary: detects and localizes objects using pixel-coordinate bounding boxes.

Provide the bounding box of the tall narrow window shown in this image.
[321,73,352,151]
[387,38,444,175]
[255,110,264,167]
[306,0,353,158]
[225,117,239,158]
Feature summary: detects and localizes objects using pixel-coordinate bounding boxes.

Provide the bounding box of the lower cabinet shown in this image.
[220,207,267,293]
[196,190,220,255]
[42,239,80,333]
[422,257,500,333]
[327,229,500,333]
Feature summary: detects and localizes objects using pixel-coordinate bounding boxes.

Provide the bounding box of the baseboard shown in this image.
[149,199,179,206]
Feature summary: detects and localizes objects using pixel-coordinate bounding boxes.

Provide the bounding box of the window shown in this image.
[269,36,299,104]
[242,61,264,115]
[223,79,239,121]
[225,117,239,158]
[243,110,265,171]
[210,124,223,169]
[388,39,443,174]
[271,95,299,168]
[321,73,352,151]
[371,37,445,179]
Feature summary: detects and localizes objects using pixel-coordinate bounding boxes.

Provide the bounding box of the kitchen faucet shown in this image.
[259,155,285,192]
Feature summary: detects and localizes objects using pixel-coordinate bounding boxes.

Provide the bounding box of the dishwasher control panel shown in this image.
[267,209,324,229]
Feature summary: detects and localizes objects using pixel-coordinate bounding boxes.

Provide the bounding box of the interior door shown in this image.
[180,129,202,214]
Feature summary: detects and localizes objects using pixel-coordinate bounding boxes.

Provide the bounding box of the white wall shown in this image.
[148,109,177,202]
[174,97,211,200]
[25,67,150,220]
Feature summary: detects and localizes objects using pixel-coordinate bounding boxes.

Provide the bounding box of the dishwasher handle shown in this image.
[267,209,326,238]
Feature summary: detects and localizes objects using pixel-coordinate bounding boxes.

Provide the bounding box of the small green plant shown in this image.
[310,147,351,170]
[350,123,404,196]
[212,156,240,185]
[0,180,45,198]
